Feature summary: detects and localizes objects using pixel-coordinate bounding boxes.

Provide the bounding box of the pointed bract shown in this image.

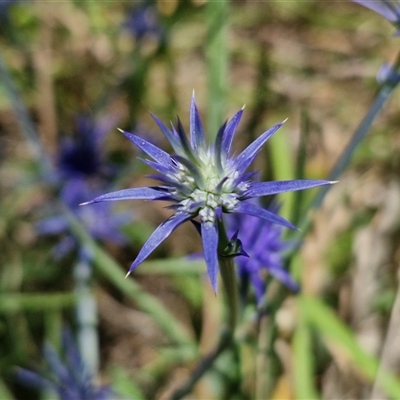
[84,97,335,291]
[151,113,182,153]
[201,222,219,293]
[235,121,285,173]
[222,108,243,159]
[190,93,206,152]
[128,213,191,273]
[234,201,297,230]
[246,179,333,198]
[121,129,171,167]
[81,187,164,205]
[353,0,400,23]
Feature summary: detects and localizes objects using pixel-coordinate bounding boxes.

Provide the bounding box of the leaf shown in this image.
[299,295,400,399]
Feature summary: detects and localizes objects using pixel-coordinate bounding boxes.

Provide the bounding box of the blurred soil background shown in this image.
[1,1,400,399]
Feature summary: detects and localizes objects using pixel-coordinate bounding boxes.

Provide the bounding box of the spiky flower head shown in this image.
[83,94,333,292]
[353,0,400,35]
[227,201,299,303]
[58,115,118,181]
[16,328,113,400]
[37,114,128,260]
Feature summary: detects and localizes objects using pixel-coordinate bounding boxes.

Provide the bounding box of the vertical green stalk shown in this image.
[268,124,295,220]
[44,310,62,351]
[217,219,239,330]
[65,207,194,347]
[206,0,228,138]
[293,318,320,399]
[287,51,400,257]
[74,258,99,375]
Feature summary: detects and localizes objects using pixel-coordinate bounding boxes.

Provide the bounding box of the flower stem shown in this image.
[217,219,239,330]
[287,50,400,257]
[73,258,99,375]
[169,328,233,400]
[64,206,194,348]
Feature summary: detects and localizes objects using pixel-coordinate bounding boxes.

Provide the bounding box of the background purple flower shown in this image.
[123,2,166,45]
[16,328,114,400]
[58,115,118,181]
[227,201,299,303]
[37,114,129,260]
[38,179,129,260]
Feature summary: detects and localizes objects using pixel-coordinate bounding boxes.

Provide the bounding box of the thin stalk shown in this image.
[168,218,239,399]
[0,293,77,313]
[169,328,233,400]
[64,206,194,348]
[219,255,239,330]
[287,53,400,257]
[290,109,311,226]
[217,219,239,330]
[73,258,99,375]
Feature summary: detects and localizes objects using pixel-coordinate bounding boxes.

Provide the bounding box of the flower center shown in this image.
[173,152,245,223]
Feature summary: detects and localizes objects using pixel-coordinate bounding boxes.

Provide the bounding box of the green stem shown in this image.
[169,328,233,400]
[0,293,77,313]
[64,207,194,348]
[217,219,239,330]
[74,259,99,375]
[287,51,400,258]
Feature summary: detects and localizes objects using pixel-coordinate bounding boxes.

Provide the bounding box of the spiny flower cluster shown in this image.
[17,328,113,400]
[227,201,299,303]
[83,94,332,292]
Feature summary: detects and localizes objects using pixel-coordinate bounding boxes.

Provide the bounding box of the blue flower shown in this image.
[123,3,166,45]
[16,328,113,400]
[37,114,129,260]
[227,201,299,303]
[82,94,333,292]
[353,0,400,35]
[58,116,117,181]
[38,179,129,260]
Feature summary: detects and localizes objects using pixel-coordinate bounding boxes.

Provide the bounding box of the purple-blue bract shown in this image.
[227,202,299,303]
[16,329,113,400]
[83,94,332,292]
[353,0,400,34]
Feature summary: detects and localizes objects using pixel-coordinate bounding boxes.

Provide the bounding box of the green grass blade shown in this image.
[65,207,195,348]
[299,295,400,399]
[292,319,320,400]
[269,125,295,220]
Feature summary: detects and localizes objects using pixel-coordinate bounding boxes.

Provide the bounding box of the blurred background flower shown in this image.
[227,201,299,304]
[16,328,114,400]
